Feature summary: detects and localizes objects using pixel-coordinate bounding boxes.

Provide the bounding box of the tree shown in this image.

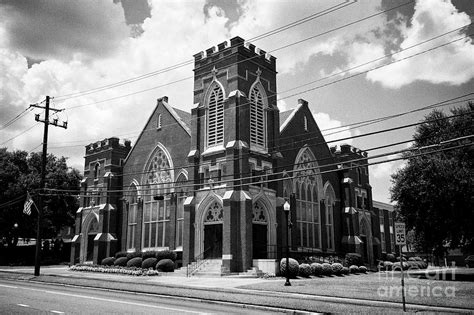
[390,104,474,255]
[0,148,82,247]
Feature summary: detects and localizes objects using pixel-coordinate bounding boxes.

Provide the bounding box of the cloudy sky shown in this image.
[1,0,473,204]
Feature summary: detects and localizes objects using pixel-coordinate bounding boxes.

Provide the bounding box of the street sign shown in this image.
[395,222,406,245]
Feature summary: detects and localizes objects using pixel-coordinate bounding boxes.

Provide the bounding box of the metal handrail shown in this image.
[186,247,211,277]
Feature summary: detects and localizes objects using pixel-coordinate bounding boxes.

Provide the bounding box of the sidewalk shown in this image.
[0,265,473,314]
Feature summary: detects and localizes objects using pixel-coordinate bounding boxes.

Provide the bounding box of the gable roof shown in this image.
[123,97,191,164]
[279,101,305,133]
[172,107,192,131]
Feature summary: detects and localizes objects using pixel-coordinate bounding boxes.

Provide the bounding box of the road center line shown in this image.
[2,282,202,314]
[50,311,64,314]
[0,284,18,289]
[17,304,29,307]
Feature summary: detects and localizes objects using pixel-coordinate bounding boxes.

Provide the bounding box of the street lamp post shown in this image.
[283,201,291,286]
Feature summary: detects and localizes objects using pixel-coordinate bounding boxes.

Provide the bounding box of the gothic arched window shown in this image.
[142,145,173,250]
[294,147,322,249]
[206,82,225,147]
[249,82,266,149]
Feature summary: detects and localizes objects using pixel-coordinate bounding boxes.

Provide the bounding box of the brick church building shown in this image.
[70,37,396,273]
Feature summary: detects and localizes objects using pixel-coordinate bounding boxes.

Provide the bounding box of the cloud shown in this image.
[0,0,129,61]
[312,111,355,145]
[367,0,474,88]
[0,0,234,170]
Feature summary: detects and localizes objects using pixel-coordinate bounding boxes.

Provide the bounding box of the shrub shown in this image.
[386,253,396,262]
[413,256,422,261]
[408,257,416,261]
[142,257,158,269]
[342,266,350,275]
[383,261,393,271]
[359,266,367,273]
[310,263,323,276]
[331,263,344,276]
[349,265,359,274]
[345,253,362,267]
[127,257,142,268]
[156,259,175,272]
[114,251,128,259]
[126,251,142,260]
[156,249,177,262]
[114,257,128,267]
[142,251,159,260]
[321,263,332,276]
[299,263,312,277]
[279,258,299,278]
[101,257,115,266]
[392,261,409,271]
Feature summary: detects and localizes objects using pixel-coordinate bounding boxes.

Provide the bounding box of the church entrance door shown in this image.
[204,224,222,258]
[252,224,267,259]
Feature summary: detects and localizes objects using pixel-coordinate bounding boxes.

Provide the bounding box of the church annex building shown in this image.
[70,37,397,273]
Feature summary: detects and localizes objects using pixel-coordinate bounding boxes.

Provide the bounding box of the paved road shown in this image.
[0,279,281,314]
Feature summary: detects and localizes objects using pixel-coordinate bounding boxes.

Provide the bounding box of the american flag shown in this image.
[23,192,34,215]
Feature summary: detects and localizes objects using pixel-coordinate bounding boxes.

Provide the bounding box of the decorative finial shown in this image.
[256,67,262,77]
[211,66,218,79]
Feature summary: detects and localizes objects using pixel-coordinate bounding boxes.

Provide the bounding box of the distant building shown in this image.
[71,37,397,272]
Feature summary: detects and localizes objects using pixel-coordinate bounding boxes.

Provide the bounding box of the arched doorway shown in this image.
[82,214,99,262]
[203,201,223,258]
[252,200,268,259]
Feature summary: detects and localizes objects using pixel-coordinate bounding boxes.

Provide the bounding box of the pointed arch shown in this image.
[249,78,267,150]
[205,80,225,148]
[195,192,223,255]
[323,181,336,250]
[293,146,323,249]
[175,170,188,248]
[141,143,174,250]
[126,182,139,250]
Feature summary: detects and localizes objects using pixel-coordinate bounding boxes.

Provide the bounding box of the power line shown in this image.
[46,110,473,185]
[39,138,473,198]
[54,1,355,101]
[60,1,415,108]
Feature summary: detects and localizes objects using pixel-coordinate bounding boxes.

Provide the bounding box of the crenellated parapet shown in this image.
[330,144,368,159]
[85,137,131,154]
[193,36,276,70]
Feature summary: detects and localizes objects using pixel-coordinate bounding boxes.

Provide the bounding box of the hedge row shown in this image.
[279,258,368,278]
[114,249,177,262]
[99,250,176,272]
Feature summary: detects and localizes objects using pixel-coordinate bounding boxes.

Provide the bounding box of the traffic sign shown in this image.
[395,222,406,245]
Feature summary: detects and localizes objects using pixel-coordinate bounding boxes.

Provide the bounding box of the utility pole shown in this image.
[30,96,67,276]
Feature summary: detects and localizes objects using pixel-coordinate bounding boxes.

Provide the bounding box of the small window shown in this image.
[94,163,100,179]
[304,116,308,132]
[157,114,162,130]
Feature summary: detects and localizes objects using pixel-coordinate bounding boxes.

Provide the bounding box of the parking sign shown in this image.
[395,222,406,245]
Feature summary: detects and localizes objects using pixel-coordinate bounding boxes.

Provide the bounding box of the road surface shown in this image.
[0,279,283,314]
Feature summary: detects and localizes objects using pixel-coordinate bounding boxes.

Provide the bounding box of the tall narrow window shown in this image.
[249,83,266,149]
[207,83,224,147]
[157,114,162,130]
[175,173,188,248]
[304,116,308,131]
[324,183,335,250]
[94,163,100,179]
[379,211,386,252]
[127,184,138,250]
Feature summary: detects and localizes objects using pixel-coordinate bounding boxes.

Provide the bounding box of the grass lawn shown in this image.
[238,271,474,310]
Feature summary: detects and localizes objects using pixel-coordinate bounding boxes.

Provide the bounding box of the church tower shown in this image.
[184,36,281,272]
